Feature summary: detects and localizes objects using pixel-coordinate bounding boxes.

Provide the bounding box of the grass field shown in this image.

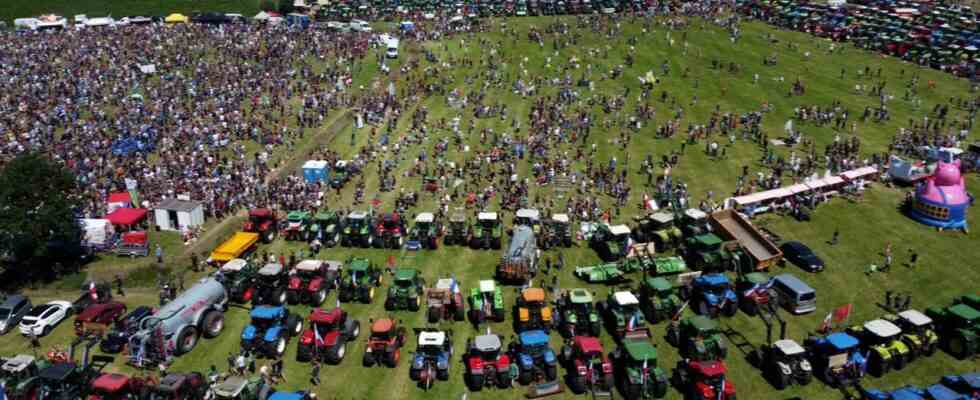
[2,15,979,400]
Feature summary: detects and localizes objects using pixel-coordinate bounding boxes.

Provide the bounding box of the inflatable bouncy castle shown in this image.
[909,160,973,231]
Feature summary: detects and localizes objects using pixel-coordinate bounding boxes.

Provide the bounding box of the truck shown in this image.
[208,232,259,266]
[127,277,228,367]
[709,209,783,270]
[496,225,539,284]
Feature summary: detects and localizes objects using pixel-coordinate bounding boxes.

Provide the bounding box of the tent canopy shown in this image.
[105,208,148,226]
[108,192,132,205]
[164,13,188,23]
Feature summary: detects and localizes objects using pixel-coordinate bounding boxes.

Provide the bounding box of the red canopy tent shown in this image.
[105,208,148,227]
[107,192,132,206]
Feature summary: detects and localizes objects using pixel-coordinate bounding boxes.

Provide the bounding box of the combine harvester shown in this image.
[710,209,782,271]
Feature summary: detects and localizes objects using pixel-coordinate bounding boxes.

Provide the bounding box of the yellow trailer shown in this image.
[208,232,259,265]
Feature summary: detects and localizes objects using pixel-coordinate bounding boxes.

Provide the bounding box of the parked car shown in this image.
[779,241,825,272]
[18,301,72,337]
[0,295,32,335]
[770,273,817,315]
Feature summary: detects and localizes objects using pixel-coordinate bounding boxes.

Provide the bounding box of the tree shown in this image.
[0,153,83,280]
[259,0,277,12]
[277,0,296,15]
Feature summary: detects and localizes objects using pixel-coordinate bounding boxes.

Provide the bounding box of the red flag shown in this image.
[832,304,853,324]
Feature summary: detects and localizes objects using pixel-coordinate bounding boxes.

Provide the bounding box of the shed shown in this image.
[154,198,204,231]
[302,160,329,183]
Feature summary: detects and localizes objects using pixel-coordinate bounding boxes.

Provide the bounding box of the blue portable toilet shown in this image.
[302,160,329,183]
[286,13,310,28]
[400,21,415,32]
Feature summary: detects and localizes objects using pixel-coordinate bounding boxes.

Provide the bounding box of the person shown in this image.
[156,245,164,264]
[310,360,321,386]
[908,248,918,268]
[272,357,285,383]
[29,330,41,357]
[883,244,893,272]
[829,228,839,246]
[114,274,125,297]
[259,365,271,386]
[235,353,246,376]
[191,253,200,273]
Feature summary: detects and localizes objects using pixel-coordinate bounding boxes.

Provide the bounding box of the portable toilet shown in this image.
[286,13,311,28]
[302,160,329,183]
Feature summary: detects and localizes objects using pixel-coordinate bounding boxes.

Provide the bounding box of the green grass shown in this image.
[3,15,979,400]
[0,0,260,23]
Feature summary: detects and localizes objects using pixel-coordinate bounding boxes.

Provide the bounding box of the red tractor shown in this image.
[74,302,127,337]
[287,260,341,306]
[87,373,147,400]
[372,212,406,249]
[672,359,737,400]
[145,372,209,400]
[559,336,615,395]
[243,208,279,243]
[362,318,406,368]
[296,307,361,364]
[463,333,514,391]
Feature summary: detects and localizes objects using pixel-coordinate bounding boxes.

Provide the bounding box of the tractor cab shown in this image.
[614,337,668,399]
[639,276,682,323]
[370,319,397,341]
[408,212,440,250]
[445,211,469,246]
[312,211,342,245]
[211,376,268,400]
[667,315,727,360]
[592,224,632,261]
[514,208,541,233]
[385,268,424,311]
[291,260,329,286]
[804,332,866,386]
[0,354,44,398]
[848,319,910,376]
[254,263,287,305]
[772,338,810,372]
[893,310,935,334]
[244,208,278,243]
[516,288,553,332]
[219,259,255,303]
[565,289,598,326]
[283,211,312,241]
[345,211,369,232]
[685,360,736,400]
[542,213,573,249]
[691,273,738,317]
[89,373,144,399]
[146,372,207,400]
[736,272,775,315]
[471,334,505,361]
[515,330,553,359]
[417,330,449,356]
[472,212,503,249]
[603,290,646,338]
[680,208,711,237]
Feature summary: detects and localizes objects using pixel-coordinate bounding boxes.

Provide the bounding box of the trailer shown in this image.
[709,210,782,270]
[208,232,259,265]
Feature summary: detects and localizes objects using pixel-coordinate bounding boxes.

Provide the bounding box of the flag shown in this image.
[483,293,491,316]
[627,313,637,332]
[717,378,725,400]
[335,296,341,309]
[641,358,648,385]
[352,271,357,288]
[314,324,323,346]
[832,304,853,325]
[450,274,460,294]
[819,312,833,333]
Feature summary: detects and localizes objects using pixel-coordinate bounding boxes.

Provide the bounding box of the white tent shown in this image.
[80,219,115,249]
[253,11,271,21]
[154,198,205,231]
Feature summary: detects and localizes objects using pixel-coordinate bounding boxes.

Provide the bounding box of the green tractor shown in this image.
[678,208,712,238]
[282,211,313,241]
[337,258,383,304]
[407,212,441,250]
[598,290,647,339]
[666,316,728,361]
[540,213,573,249]
[681,233,753,273]
[444,210,469,246]
[468,280,505,325]
[638,277,683,323]
[0,355,49,400]
[609,330,669,399]
[846,319,912,377]
[470,212,503,250]
[311,210,343,247]
[329,160,351,189]
[341,210,374,248]
[632,212,682,251]
[925,294,980,359]
[590,224,633,261]
[883,309,939,360]
[555,289,602,338]
[210,375,271,400]
[385,268,425,312]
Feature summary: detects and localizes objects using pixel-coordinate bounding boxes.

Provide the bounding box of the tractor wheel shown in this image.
[772,367,790,390]
[314,289,327,306]
[947,332,975,359]
[327,340,347,364]
[867,352,888,377]
[201,310,224,338]
[428,307,440,324]
[296,344,313,362]
[364,287,375,304]
[410,366,421,381]
[437,365,450,381]
[466,373,484,391]
[494,309,505,322]
[397,236,405,248]
[262,229,276,244]
[372,236,383,248]
[363,351,376,367]
[723,301,738,317]
[272,337,287,357]
[443,235,453,246]
[519,370,532,385]
[344,319,360,339]
[892,353,906,370]
[492,237,501,249]
[341,237,350,247]
[569,375,587,394]
[363,236,372,248]
[287,314,303,337]
[666,326,680,347]
[331,232,341,247]
[286,290,299,305]
[625,383,642,400]
[410,296,421,311]
[545,364,558,381]
[386,349,400,368]
[428,237,438,250]
[274,290,287,306]
[338,288,351,302]
[924,341,937,357]
[385,297,395,311]
[454,304,465,321]
[176,326,199,355]
[797,369,813,386]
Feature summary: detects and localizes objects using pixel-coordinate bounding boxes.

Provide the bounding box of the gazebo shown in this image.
[105,207,149,230]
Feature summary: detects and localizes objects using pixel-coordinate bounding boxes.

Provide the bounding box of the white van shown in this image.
[349,19,372,32]
[385,37,400,59]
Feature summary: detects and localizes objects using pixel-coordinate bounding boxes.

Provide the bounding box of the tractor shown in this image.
[329,160,351,189]
[407,212,442,250]
[610,330,669,399]
[243,208,278,243]
[218,259,257,304]
[88,372,149,400]
[861,385,931,400]
[589,224,633,262]
[468,280,506,325]
[252,263,289,306]
[296,307,360,364]
[925,295,979,360]
[685,273,738,318]
[99,306,154,354]
[638,277,683,323]
[749,303,812,389]
[559,336,615,395]
[425,278,465,323]
[496,225,539,284]
[210,376,271,400]
[940,373,980,397]
[671,359,736,400]
[362,318,407,368]
[471,212,503,250]
[385,268,425,311]
[735,272,776,316]
[598,290,647,339]
[36,338,111,400]
[311,210,342,247]
[574,262,630,284]
[666,316,728,361]
[240,306,303,358]
[678,208,712,238]
[282,211,313,241]
[681,234,752,273]
[287,260,340,306]
[337,258,382,304]
[846,319,912,377]
[340,210,374,247]
[0,355,48,400]
[463,333,514,390]
[372,212,407,249]
[514,208,542,236]
[514,288,553,333]
[803,332,867,387]
[507,330,559,385]
[884,309,939,360]
[444,210,469,246]
[555,289,601,338]
[540,213,573,249]
[144,372,209,400]
[632,211,682,251]
[409,329,454,389]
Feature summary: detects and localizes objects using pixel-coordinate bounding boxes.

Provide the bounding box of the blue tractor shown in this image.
[863,385,927,400]
[268,391,314,400]
[507,330,559,385]
[686,273,738,318]
[409,329,453,390]
[941,373,979,398]
[241,306,303,358]
[803,332,866,389]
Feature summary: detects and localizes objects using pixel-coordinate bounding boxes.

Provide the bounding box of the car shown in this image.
[18,301,72,337]
[0,295,32,335]
[779,241,825,272]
